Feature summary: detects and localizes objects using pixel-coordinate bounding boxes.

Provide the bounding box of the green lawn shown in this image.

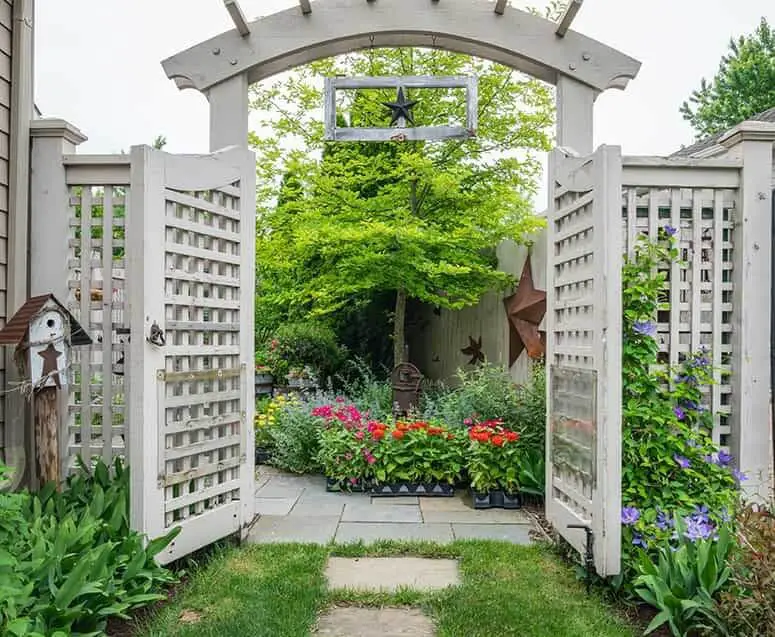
[136,541,636,637]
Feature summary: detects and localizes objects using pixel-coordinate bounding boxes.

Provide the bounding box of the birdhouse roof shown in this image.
[0,294,92,347]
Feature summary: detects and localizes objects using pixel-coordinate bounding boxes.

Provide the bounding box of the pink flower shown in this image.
[366,455,376,465]
[312,405,333,419]
[335,396,345,403]
[463,418,472,426]
[355,431,365,440]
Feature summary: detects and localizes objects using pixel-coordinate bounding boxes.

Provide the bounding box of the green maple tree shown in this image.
[250,48,554,365]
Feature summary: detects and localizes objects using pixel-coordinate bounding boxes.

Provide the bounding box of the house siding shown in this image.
[0,0,12,460]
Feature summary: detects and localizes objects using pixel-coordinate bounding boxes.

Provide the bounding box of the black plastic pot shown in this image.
[471,489,522,509]
[370,482,455,497]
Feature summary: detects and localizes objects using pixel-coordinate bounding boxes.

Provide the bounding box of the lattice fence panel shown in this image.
[160,185,244,530]
[66,185,129,472]
[546,146,622,577]
[621,186,737,447]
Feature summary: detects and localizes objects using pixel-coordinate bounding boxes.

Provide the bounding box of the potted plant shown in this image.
[254,394,293,465]
[369,420,463,497]
[313,402,372,491]
[466,420,523,509]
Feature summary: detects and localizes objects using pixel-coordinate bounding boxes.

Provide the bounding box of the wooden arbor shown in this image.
[162,0,641,155]
[161,0,641,576]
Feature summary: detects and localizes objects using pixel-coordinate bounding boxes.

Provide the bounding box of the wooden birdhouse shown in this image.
[0,294,91,388]
[0,294,91,488]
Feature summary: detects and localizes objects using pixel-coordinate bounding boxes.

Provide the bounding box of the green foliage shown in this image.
[334,359,394,420]
[251,48,552,357]
[633,519,733,636]
[272,321,345,382]
[424,362,546,454]
[466,421,523,493]
[268,400,325,473]
[370,421,465,485]
[680,17,775,138]
[0,458,178,636]
[316,423,369,487]
[718,503,775,636]
[620,229,740,573]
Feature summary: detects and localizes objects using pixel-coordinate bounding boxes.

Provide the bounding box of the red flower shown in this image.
[392,429,405,440]
[427,426,443,435]
[491,435,505,447]
[372,429,385,441]
[447,434,455,441]
[505,431,519,442]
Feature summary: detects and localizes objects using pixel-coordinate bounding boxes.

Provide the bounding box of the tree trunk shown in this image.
[393,288,407,365]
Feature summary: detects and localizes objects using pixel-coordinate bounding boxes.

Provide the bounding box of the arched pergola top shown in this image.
[161,0,641,95]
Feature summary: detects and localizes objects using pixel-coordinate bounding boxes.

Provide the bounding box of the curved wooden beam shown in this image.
[161,0,640,94]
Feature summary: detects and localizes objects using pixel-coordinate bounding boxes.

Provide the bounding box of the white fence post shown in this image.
[719,122,775,499]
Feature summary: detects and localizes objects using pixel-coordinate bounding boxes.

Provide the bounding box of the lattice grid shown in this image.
[621,186,736,446]
[160,185,244,528]
[66,185,129,471]
[549,187,598,521]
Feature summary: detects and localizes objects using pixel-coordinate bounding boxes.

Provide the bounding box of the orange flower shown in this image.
[505,431,519,442]
[392,429,405,440]
[491,435,505,447]
[427,426,443,435]
[372,429,385,441]
[397,422,409,431]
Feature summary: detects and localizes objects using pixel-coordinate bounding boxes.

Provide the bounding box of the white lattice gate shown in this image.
[545,146,623,576]
[127,146,256,563]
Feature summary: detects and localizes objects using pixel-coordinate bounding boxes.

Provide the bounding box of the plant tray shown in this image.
[326,477,367,493]
[471,489,522,510]
[370,482,455,497]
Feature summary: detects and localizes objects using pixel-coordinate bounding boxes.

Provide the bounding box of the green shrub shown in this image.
[0,458,179,636]
[269,400,324,473]
[335,358,393,420]
[273,321,344,382]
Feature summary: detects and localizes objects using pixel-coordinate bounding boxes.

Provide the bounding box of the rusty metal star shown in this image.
[38,343,63,389]
[503,258,547,366]
[461,335,485,365]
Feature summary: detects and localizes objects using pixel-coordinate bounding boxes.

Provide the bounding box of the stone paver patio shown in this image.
[248,467,534,545]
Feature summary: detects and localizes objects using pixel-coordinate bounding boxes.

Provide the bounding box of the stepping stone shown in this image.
[341,503,422,523]
[335,522,453,544]
[248,515,339,544]
[254,497,297,516]
[254,482,306,499]
[325,557,460,591]
[315,607,435,636]
[452,523,532,544]
[422,509,531,525]
[289,499,346,518]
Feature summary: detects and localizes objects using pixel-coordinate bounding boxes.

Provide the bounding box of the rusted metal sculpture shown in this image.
[503,258,547,365]
[461,335,485,365]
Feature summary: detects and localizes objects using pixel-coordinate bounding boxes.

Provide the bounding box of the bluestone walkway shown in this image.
[248,465,535,545]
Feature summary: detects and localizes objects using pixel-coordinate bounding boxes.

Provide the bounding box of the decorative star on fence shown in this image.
[382,86,419,126]
[461,335,485,365]
[503,258,547,366]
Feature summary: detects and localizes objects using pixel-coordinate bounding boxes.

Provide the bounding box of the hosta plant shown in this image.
[466,420,522,493]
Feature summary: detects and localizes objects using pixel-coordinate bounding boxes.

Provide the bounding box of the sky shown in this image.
[35,0,774,196]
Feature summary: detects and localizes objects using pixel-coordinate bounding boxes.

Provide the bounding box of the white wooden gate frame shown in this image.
[545,146,623,576]
[127,146,256,563]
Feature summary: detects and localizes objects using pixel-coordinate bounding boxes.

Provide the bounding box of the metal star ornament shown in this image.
[503,258,547,366]
[461,336,485,365]
[38,343,63,389]
[382,86,419,126]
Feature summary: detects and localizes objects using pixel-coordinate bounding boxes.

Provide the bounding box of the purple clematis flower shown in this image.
[621,506,640,526]
[655,510,674,531]
[685,516,714,542]
[673,406,686,421]
[663,225,677,237]
[732,468,747,482]
[674,454,691,469]
[717,449,733,467]
[633,320,657,338]
[632,532,647,548]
